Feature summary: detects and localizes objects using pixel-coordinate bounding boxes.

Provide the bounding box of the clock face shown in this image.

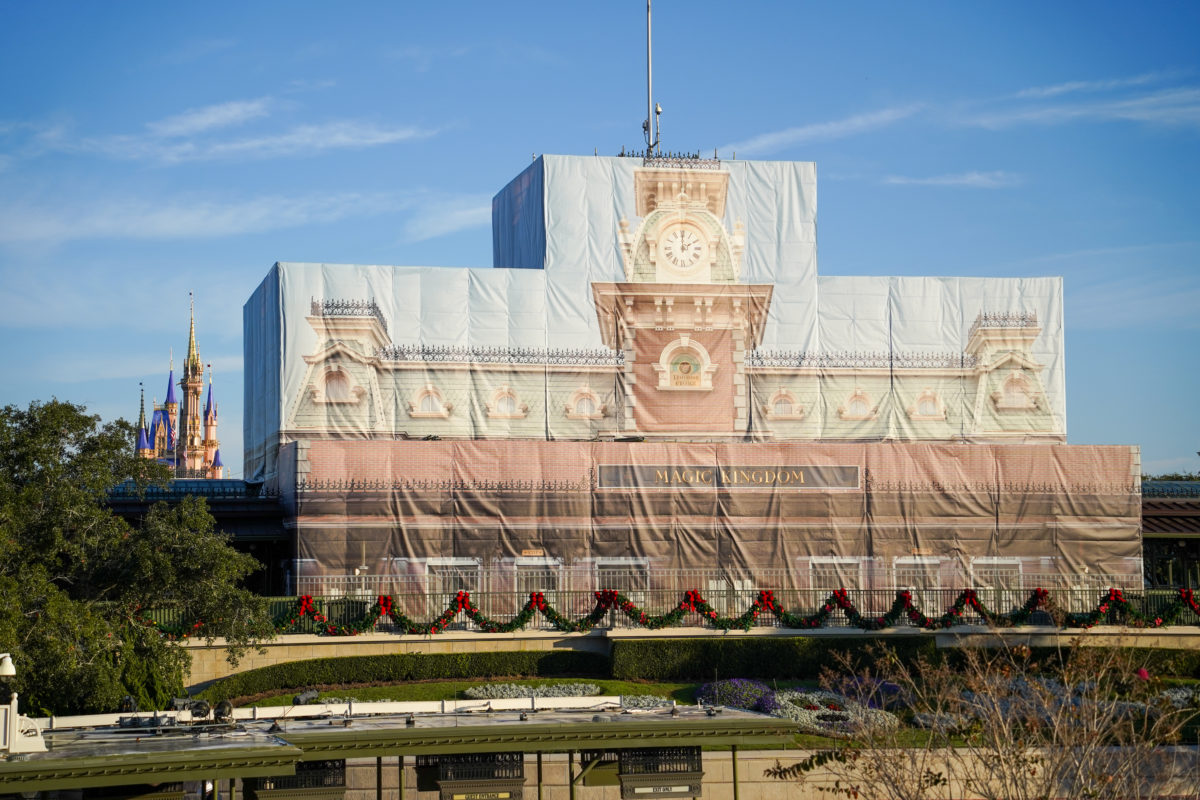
[661,227,706,271]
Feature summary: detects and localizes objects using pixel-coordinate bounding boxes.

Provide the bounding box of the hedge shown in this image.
[197,650,609,703]
[611,636,937,681]
[611,637,1200,682]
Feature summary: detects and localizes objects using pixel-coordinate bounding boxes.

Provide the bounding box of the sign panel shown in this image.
[597,464,860,491]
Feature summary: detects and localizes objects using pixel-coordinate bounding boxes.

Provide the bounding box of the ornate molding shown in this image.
[378,344,623,366]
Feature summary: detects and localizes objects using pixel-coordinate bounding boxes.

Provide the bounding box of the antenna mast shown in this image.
[643,0,661,155]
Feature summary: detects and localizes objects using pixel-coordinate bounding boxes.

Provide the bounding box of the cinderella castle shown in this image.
[134,297,225,479]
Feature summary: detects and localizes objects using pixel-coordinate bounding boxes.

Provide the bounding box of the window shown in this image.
[992,371,1037,412]
[565,387,605,420]
[312,367,363,404]
[487,386,527,419]
[838,389,876,421]
[324,370,350,401]
[908,389,946,421]
[808,557,865,590]
[409,384,451,418]
[764,388,804,420]
[971,557,1022,590]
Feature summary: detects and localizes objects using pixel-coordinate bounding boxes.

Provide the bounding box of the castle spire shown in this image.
[165,350,177,407]
[135,382,153,457]
[185,291,201,374]
[137,382,147,431]
[205,365,215,415]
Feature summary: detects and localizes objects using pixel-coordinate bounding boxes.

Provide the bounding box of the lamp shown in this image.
[1,653,45,753]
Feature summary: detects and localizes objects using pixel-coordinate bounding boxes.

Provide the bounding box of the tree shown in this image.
[0,400,273,715]
[769,642,1199,799]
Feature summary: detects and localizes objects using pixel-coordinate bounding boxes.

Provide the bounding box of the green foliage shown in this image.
[611,636,938,681]
[0,400,273,715]
[197,650,610,703]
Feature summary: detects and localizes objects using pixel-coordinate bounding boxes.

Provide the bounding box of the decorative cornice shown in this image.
[967,311,1038,339]
[310,298,388,335]
[748,350,978,369]
[378,344,623,366]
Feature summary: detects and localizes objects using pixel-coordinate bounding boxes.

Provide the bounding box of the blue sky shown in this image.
[1,2,1197,477]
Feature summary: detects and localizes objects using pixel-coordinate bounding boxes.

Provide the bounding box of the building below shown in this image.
[136,296,225,479]
[242,153,1141,594]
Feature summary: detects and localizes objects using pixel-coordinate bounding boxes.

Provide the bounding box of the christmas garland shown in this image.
[146,587,1200,638]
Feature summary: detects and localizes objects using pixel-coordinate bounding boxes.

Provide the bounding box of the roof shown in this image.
[1,701,795,792]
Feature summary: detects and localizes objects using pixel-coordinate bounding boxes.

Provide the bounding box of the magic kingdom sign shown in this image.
[596,464,860,491]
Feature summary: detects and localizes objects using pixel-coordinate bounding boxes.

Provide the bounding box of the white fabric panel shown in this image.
[815,276,892,351]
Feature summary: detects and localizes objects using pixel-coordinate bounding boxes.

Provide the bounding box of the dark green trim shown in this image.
[280,717,795,760]
[0,743,302,792]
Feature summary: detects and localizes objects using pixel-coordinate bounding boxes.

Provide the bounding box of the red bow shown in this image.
[529,592,547,611]
[756,590,776,610]
[377,595,394,616]
[454,591,471,612]
[298,595,315,616]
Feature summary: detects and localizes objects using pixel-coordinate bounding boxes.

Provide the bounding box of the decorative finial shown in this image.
[137,382,147,430]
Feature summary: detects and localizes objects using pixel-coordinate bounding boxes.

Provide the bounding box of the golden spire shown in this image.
[137,382,146,430]
[186,291,201,374]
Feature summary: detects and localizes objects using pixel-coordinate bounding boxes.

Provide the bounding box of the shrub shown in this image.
[696,678,774,712]
[197,650,609,703]
[611,636,936,681]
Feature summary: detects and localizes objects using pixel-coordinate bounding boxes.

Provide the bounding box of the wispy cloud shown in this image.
[146,98,272,137]
[0,192,404,244]
[4,94,436,166]
[964,86,1200,129]
[65,118,434,164]
[883,170,1022,188]
[1012,70,1186,99]
[400,195,491,242]
[722,105,923,157]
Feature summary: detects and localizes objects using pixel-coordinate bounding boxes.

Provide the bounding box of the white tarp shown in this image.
[244,155,1065,481]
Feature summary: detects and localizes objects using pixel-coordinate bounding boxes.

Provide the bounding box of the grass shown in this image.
[246,677,821,707]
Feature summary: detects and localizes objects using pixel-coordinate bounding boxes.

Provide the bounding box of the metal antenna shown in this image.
[643,0,661,155]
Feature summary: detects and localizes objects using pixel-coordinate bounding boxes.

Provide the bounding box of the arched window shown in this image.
[409,385,451,418]
[565,387,604,420]
[908,389,945,421]
[839,389,876,421]
[324,370,350,402]
[993,371,1037,413]
[487,387,527,419]
[763,388,804,421]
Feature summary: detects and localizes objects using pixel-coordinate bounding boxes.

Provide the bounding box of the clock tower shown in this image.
[594,161,773,438]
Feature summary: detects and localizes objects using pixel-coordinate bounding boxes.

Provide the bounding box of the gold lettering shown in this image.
[792,470,805,484]
[655,469,668,485]
[699,469,713,484]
